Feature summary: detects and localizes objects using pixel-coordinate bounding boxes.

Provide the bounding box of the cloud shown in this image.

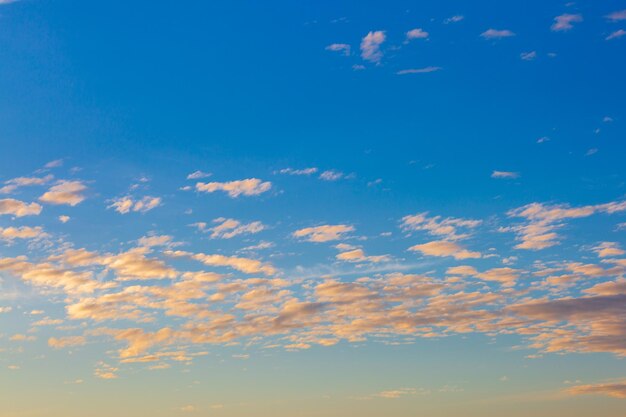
[444,15,464,24]
[94,362,119,379]
[195,218,266,239]
[409,240,481,260]
[48,336,86,349]
[491,171,520,179]
[166,250,276,275]
[180,405,197,412]
[551,14,582,32]
[594,242,625,258]
[480,29,515,39]
[293,224,354,242]
[0,226,47,242]
[336,248,391,263]
[397,67,442,75]
[277,167,318,176]
[39,181,87,206]
[406,28,429,41]
[606,29,626,40]
[195,178,271,197]
[59,215,70,223]
[325,43,351,56]
[108,196,162,214]
[566,381,626,399]
[360,31,386,63]
[505,200,626,250]
[520,51,537,61]
[0,198,42,217]
[400,212,481,240]
[0,174,53,194]
[0,306,12,313]
[376,388,427,399]
[186,170,211,180]
[44,159,63,168]
[319,170,344,181]
[606,10,626,22]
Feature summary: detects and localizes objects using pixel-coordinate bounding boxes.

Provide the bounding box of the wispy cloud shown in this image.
[606,29,626,40]
[325,43,351,56]
[481,29,515,39]
[195,178,272,197]
[397,66,442,75]
[491,170,520,179]
[551,14,582,32]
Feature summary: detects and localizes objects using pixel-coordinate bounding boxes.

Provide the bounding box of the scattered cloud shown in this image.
[606,10,626,22]
[187,171,211,180]
[491,171,520,179]
[401,212,481,240]
[551,14,582,32]
[360,30,386,63]
[405,28,429,41]
[277,167,318,176]
[520,51,537,61]
[196,179,272,197]
[481,29,515,39]
[566,381,626,399]
[0,198,42,217]
[44,159,63,168]
[293,224,354,242]
[108,196,162,214]
[444,15,464,24]
[0,175,53,194]
[326,43,351,56]
[0,226,47,242]
[504,200,626,250]
[397,67,442,75]
[409,240,481,260]
[194,218,266,239]
[39,181,87,206]
[606,29,626,40]
[319,170,344,181]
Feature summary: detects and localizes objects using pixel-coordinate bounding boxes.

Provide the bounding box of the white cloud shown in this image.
[277,167,318,176]
[491,171,520,179]
[186,171,211,180]
[360,31,386,63]
[44,159,63,168]
[319,170,344,181]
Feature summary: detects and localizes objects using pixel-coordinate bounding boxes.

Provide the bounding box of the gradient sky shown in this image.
[1,1,626,416]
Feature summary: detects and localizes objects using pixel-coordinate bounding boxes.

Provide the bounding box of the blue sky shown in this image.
[1,1,626,416]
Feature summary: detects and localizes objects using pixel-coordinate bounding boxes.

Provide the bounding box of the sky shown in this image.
[1,0,626,416]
